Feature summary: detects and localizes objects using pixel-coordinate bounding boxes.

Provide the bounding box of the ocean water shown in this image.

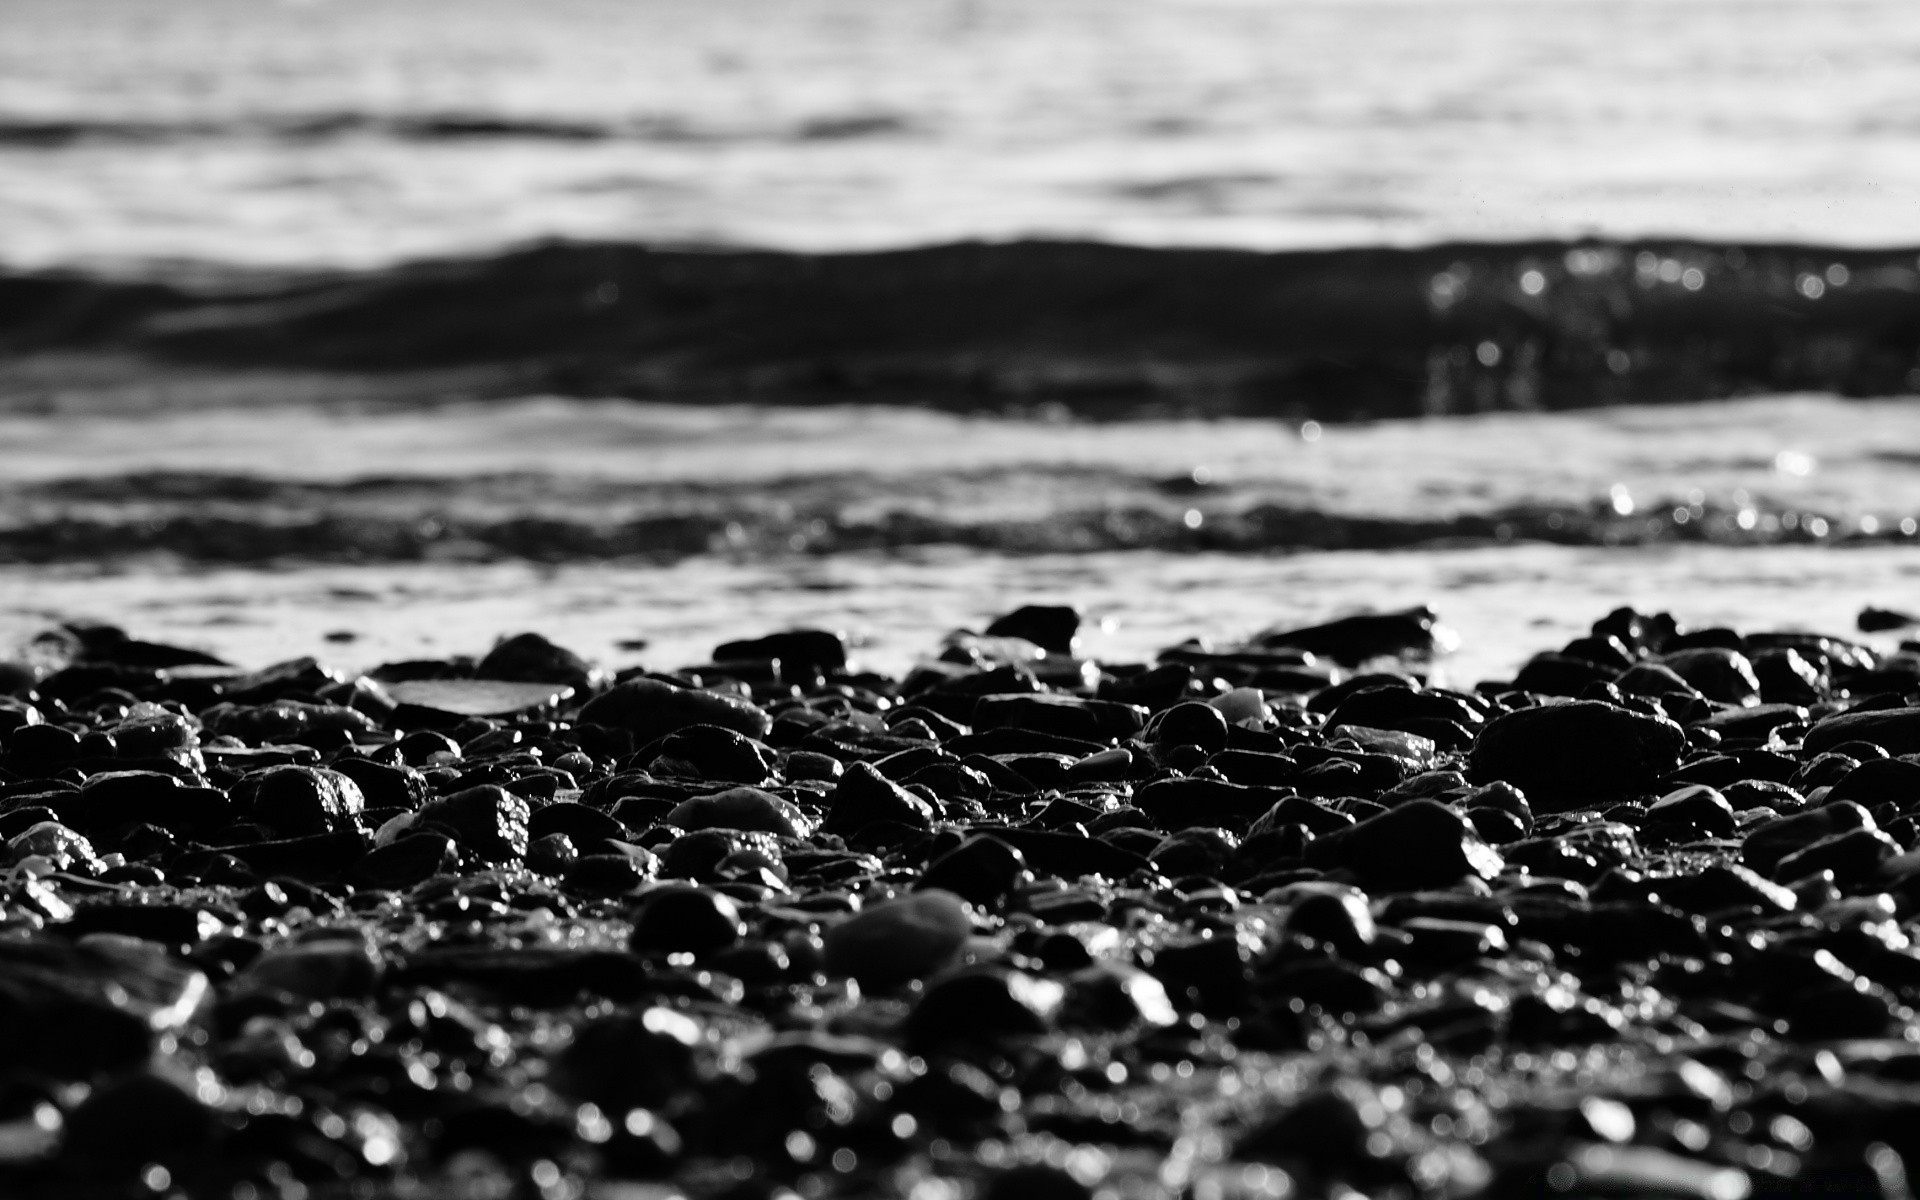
[4,0,1920,269]
[1,396,1915,684]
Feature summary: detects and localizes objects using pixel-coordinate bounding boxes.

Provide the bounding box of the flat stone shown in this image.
[385,678,576,718]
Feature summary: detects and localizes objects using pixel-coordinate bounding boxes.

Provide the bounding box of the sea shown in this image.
[1,0,1918,684]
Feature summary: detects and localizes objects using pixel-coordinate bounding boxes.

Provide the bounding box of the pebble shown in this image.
[1469,700,1686,807]
[0,609,1916,1198]
[821,889,972,989]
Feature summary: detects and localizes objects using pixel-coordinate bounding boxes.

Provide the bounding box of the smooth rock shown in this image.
[1469,701,1686,806]
[822,890,972,989]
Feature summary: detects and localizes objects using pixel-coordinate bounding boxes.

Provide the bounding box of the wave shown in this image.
[3,237,1919,417]
[1,469,1909,566]
[0,111,915,149]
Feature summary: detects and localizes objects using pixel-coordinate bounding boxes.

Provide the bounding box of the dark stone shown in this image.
[1152,701,1231,753]
[714,629,848,674]
[1513,652,1614,696]
[644,724,776,784]
[414,785,530,863]
[1743,801,1876,877]
[550,1008,702,1110]
[1282,887,1377,954]
[905,967,1056,1050]
[1304,798,1505,890]
[326,757,430,811]
[1255,607,1450,665]
[1825,758,1920,809]
[79,770,229,836]
[62,1069,217,1173]
[528,800,629,847]
[1324,685,1483,737]
[1469,701,1685,806]
[972,694,1146,742]
[1803,708,1920,758]
[1860,607,1919,632]
[666,787,805,837]
[475,631,599,688]
[244,765,367,837]
[984,827,1150,879]
[628,886,746,955]
[1149,827,1237,876]
[1645,785,1738,838]
[983,605,1082,656]
[1772,827,1901,888]
[347,831,457,890]
[578,678,772,744]
[919,834,1030,907]
[565,851,660,897]
[1133,777,1291,830]
[216,829,370,882]
[822,761,938,835]
[822,890,972,989]
[1660,647,1763,706]
[1207,749,1299,786]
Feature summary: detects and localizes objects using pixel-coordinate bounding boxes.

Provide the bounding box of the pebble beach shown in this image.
[2,603,1920,1199]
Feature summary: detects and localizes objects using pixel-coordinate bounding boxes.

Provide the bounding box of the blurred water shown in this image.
[1,396,1916,682]
[4,0,1920,268]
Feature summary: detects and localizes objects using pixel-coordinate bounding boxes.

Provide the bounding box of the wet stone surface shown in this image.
[0,609,1917,1198]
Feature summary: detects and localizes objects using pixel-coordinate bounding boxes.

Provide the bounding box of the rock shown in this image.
[714,629,848,674]
[1743,802,1876,877]
[1304,798,1505,890]
[1255,607,1452,665]
[1659,648,1762,706]
[822,762,938,834]
[81,771,229,837]
[234,937,381,1001]
[629,886,746,955]
[1644,785,1737,838]
[1803,708,1920,758]
[245,766,368,837]
[1153,701,1231,753]
[578,678,771,744]
[646,725,776,784]
[822,890,972,989]
[550,1007,703,1110]
[1772,827,1901,888]
[1469,701,1685,806]
[919,834,1031,907]
[1859,606,1918,632]
[1134,777,1290,830]
[1280,886,1377,954]
[415,785,530,863]
[61,1069,218,1173]
[7,820,100,873]
[385,678,576,723]
[327,757,430,810]
[666,787,805,837]
[982,606,1082,656]
[475,632,601,689]
[1824,757,1920,808]
[1061,961,1180,1030]
[905,967,1061,1050]
[1149,827,1237,877]
[347,831,458,890]
[528,801,629,847]
[972,694,1146,742]
[564,850,661,897]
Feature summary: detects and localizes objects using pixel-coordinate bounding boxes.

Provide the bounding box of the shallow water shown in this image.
[3,544,1915,690]
[2,395,1916,683]
[5,0,1920,268]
